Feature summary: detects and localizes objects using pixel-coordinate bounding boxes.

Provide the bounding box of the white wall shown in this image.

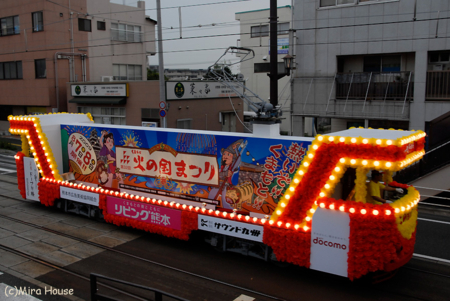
[87,0,156,82]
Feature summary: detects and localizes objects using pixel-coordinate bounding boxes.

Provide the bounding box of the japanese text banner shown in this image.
[198,215,264,242]
[117,146,219,186]
[107,196,182,230]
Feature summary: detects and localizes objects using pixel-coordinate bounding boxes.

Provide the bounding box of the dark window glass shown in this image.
[35,59,46,78]
[97,21,106,30]
[251,25,269,38]
[0,15,20,36]
[0,61,22,79]
[78,18,91,32]
[363,56,381,72]
[32,12,43,32]
[0,63,3,80]
[429,53,440,63]
[440,53,450,62]
[16,61,23,79]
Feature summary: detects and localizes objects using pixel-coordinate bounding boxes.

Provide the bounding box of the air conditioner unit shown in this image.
[102,76,114,82]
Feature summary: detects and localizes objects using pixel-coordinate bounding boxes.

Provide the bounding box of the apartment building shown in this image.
[235,6,293,135]
[0,0,155,131]
[291,0,450,139]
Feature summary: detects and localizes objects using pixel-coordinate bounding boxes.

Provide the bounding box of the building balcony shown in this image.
[426,71,450,101]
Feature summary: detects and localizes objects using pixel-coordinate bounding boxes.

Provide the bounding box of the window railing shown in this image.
[426,71,450,101]
[335,71,414,101]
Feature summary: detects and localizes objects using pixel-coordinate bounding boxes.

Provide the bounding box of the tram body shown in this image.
[8,113,425,280]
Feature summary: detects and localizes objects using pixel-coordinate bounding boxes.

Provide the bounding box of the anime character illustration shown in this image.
[99,131,116,187]
[209,139,247,209]
[96,161,109,185]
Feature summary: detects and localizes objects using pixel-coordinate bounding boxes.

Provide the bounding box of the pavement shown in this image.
[0,174,142,301]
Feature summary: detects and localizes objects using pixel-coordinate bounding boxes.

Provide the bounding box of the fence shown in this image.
[426,70,450,100]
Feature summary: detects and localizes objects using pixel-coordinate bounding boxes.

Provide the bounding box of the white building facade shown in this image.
[292,0,450,136]
[236,6,293,135]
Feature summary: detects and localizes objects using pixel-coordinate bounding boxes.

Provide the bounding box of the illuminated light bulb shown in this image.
[329,204,335,210]
[305,216,311,222]
[244,216,250,221]
[349,208,355,213]
[253,217,258,222]
[319,192,325,197]
[261,219,266,224]
[373,210,379,216]
[303,162,309,167]
[339,206,345,212]
[303,226,309,231]
[269,220,274,225]
[208,209,213,213]
[318,136,323,141]
[329,175,336,181]
[308,154,314,159]
[276,210,282,215]
[362,160,368,166]
[277,221,282,227]
[395,208,400,214]
[324,184,330,189]
[152,199,157,203]
[280,202,286,208]
[223,212,227,217]
[334,167,341,172]
[351,138,357,143]
[386,162,392,168]
[310,208,315,214]
[386,140,393,145]
[230,213,235,218]
[237,214,242,219]
[362,139,369,144]
[298,170,304,175]
[406,205,411,210]
[374,161,380,166]
[294,178,300,184]
[339,137,346,143]
[215,210,219,215]
[285,223,291,228]
[289,187,295,192]
[401,206,405,212]
[313,144,319,150]
[164,201,168,206]
[339,158,345,163]
[350,159,356,164]
[188,205,193,210]
[361,209,367,215]
[320,203,325,208]
[294,224,300,230]
[328,136,334,142]
[285,195,291,200]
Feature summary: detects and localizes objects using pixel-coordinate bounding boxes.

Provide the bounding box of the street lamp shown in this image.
[283,54,293,76]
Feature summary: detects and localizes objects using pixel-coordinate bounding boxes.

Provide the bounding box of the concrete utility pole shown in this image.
[269,0,278,109]
[157,0,167,128]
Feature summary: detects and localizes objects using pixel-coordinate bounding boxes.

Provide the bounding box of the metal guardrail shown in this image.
[394,139,450,184]
[90,273,190,301]
[426,70,450,100]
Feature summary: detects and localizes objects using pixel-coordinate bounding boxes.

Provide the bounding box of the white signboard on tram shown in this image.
[310,208,350,277]
[198,215,263,242]
[23,157,40,202]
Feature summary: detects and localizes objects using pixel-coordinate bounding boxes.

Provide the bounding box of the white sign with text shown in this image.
[198,215,263,242]
[23,157,40,202]
[60,187,99,206]
[310,208,350,277]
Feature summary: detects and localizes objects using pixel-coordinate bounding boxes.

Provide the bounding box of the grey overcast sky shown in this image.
[111,0,292,71]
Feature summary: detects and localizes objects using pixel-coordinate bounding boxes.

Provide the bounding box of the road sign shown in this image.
[159,110,166,118]
[159,101,166,110]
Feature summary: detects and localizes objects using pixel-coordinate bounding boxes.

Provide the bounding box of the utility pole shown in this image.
[269,0,278,109]
[156,0,167,128]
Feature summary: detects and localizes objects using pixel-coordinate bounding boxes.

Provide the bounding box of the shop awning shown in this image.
[69,97,127,105]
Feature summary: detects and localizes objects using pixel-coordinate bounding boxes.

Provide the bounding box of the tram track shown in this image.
[0,212,287,301]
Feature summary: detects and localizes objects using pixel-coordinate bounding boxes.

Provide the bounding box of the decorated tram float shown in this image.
[8,113,425,280]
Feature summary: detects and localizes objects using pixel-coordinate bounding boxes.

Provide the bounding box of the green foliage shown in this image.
[204,65,235,80]
[147,69,168,81]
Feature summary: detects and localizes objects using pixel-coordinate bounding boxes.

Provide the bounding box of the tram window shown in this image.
[331,168,356,200]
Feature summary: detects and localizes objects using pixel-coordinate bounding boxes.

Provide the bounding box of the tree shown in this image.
[147,69,168,81]
[203,64,235,80]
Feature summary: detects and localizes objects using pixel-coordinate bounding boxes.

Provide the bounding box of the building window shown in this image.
[78,107,126,125]
[113,64,142,80]
[111,23,142,42]
[320,0,355,7]
[177,119,192,129]
[35,59,46,78]
[97,21,106,31]
[0,61,23,80]
[0,15,20,36]
[254,62,286,73]
[363,56,401,73]
[32,12,43,32]
[251,25,269,38]
[278,22,289,35]
[78,18,91,32]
